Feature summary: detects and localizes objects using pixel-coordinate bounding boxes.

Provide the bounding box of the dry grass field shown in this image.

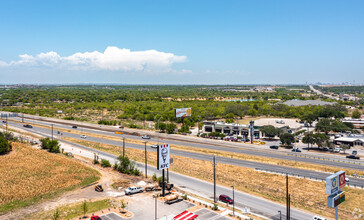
[66,138,364,219]
[0,142,100,213]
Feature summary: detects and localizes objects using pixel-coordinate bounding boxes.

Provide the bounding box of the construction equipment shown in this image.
[95,184,104,192]
[165,193,183,204]
[159,182,174,191]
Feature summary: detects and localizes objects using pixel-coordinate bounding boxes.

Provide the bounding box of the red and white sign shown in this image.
[338,171,346,189]
[157,144,170,170]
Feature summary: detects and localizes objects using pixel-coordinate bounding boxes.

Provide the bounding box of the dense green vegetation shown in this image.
[318,86,364,97]
[0,85,348,130]
[0,133,12,155]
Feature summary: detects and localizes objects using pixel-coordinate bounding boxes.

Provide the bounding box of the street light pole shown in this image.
[232,185,235,217]
[144,141,148,178]
[51,124,54,140]
[278,211,282,220]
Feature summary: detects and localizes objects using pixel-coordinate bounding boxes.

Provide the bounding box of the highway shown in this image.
[7,116,364,170]
[7,119,364,188]
[19,124,314,220]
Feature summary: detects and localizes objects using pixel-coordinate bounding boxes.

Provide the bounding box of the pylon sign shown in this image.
[157,144,170,170]
[326,171,346,209]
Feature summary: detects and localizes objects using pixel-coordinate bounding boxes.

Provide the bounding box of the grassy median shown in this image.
[63,138,364,219]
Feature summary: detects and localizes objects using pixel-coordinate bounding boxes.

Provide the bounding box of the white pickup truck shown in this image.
[124,186,144,195]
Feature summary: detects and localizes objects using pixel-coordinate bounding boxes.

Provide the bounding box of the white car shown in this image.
[313,216,327,220]
[142,135,151,139]
[150,144,158,149]
[345,177,350,182]
[80,134,87,139]
[125,186,144,195]
[334,147,342,153]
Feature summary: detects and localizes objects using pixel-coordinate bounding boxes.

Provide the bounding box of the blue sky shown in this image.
[0,0,363,84]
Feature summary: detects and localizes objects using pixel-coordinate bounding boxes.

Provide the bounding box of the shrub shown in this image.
[101,159,111,167]
[39,138,60,153]
[0,134,12,155]
[152,173,157,182]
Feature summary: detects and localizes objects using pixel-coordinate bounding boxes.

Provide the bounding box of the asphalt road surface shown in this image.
[8,120,364,187]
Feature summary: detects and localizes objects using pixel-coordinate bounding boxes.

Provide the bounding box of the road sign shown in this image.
[157,144,170,170]
[328,191,345,208]
[115,131,123,134]
[326,174,339,195]
[337,171,345,189]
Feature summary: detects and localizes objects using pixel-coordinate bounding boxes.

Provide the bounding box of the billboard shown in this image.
[175,108,191,118]
[157,144,170,170]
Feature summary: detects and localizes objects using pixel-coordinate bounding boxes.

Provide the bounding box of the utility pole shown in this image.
[123,137,125,157]
[213,156,217,203]
[144,141,148,178]
[250,121,254,144]
[51,124,54,140]
[162,169,165,197]
[286,173,290,220]
[155,197,157,220]
[232,185,235,217]
[5,114,7,132]
[22,112,24,123]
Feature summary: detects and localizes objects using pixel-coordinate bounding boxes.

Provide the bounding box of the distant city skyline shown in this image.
[0,1,363,84]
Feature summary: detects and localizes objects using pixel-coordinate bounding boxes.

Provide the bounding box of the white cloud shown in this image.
[0,47,187,72]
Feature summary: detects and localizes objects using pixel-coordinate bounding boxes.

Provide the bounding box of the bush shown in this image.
[116,155,140,176]
[101,159,111,167]
[152,173,157,182]
[39,138,60,153]
[0,134,12,155]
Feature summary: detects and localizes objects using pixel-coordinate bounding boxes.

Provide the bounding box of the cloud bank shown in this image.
[0,47,187,72]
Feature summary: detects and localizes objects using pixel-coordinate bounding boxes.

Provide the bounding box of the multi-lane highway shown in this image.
[6,118,364,188]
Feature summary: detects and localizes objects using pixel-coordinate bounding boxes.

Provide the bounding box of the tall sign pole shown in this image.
[213,156,217,203]
[326,171,346,220]
[157,144,170,197]
[123,137,125,157]
[250,121,254,144]
[144,141,148,178]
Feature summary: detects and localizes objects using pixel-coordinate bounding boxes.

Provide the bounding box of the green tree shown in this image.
[302,132,315,151]
[313,133,329,149]
[280,133,295,146]
[166,123,177,134]
[341,144,350,154]
[352,110,361,119]
[0,134,12,155]
[260,125,278,139]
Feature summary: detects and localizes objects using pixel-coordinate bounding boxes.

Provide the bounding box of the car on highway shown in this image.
[142,135,151,139]
[291,148,301,152]
[270,145,279,149]
[125,186,144,195]
[219,194,233,204]
[346,155,360,160]
[312,216,327,220]
[72,125,77,129]
[150,144,158,149]
[90,216,102,220]
[345,177,350,182]
[80,134,87,139]
[2,121,6,123]
[23,124,33,128]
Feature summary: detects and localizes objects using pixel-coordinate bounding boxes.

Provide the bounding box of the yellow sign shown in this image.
[115,131,123,134]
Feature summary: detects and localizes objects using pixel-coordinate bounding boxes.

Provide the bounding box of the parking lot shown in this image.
[194,209,230,220]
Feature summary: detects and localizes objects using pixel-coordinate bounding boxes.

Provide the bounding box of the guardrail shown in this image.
[255,168,364,189]
[286,153,364,166]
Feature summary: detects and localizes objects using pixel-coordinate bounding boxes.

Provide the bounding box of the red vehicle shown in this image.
[219,194,233,204]
[91,216,102,220]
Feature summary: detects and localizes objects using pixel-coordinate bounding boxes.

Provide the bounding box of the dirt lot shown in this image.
[0,146,145,220]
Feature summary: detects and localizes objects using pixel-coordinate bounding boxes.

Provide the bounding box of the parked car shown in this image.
[72,125,77,129]
[2,120,6,123]
[219,194,233,204]
[292,148,301,152]
[125,186,144,195]
[346,155,360,160]
[312,216,327,220]
[90,216,102,220]
[334,147,342,153]
[270,145,279,149]
[23,124,33,128]
[352,150,358,155]
[32,140,38,145]
[142,135,151,139]
[80,134,87,139]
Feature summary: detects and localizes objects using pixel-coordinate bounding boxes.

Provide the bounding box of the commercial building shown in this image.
[282,100,336,107]
[202,121,261,139]
[333,135,364,146]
